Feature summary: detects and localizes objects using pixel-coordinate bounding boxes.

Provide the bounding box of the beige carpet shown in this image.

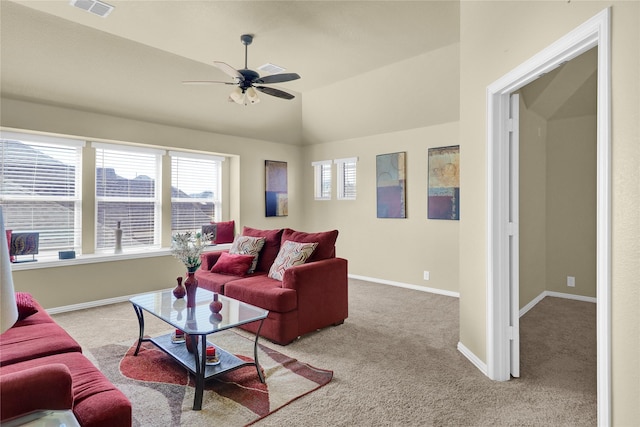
[53,279,596,426]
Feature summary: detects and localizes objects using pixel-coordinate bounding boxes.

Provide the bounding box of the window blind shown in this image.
[312,160,332,200]
[0,133,84,255]
[335,157,357,200]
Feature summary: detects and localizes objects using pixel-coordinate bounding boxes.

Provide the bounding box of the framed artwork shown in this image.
[265,160,288,217]
[376,152,406,218]
[428,145,460,220]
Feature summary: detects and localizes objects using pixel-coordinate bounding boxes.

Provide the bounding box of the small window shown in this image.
[94,143,163,252]
[335,157,357,200]
[312,160,332,200]
[170,151,223,233]
[1,132,84,257]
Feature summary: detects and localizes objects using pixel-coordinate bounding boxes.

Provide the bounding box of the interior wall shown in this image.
[545,115,597,297]
[1,97,305,307]
[459,1,639,423]
[518,95,548,308]
[303,122,460,294]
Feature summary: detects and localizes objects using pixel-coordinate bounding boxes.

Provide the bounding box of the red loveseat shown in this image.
[0,293,132,426]
[195,227,348,345]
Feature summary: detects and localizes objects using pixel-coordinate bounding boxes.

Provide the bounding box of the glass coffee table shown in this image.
[129,287,269,410]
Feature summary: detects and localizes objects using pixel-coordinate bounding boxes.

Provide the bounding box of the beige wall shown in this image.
[302,122,460,293]
[459,1,639,424]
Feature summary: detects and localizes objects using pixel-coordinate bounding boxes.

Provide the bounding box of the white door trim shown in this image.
[486,8,610,426]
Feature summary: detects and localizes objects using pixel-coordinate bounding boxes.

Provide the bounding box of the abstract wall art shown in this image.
[428,145,460,220]
[376,152,407,218]
[265,160,288,217]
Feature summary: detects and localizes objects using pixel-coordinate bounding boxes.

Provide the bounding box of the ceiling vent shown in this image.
[258,63,286,75]
[69,0,114,18]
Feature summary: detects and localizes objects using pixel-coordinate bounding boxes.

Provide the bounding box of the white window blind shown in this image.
[169,152,223,233]
[0,132,84,256]
[312,160,332,200]
[335,157,357,200]
[94,143,162,251]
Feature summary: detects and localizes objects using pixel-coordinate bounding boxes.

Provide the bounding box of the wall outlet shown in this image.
[423,271,430,281]
[567,276,576,287]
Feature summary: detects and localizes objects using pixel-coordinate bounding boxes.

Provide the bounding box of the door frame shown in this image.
[486,7,610,425]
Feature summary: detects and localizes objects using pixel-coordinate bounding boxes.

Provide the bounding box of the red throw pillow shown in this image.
[281,229,338,262]
[212,220,235,244]
[210,252,255,276]
[15,292,38,320]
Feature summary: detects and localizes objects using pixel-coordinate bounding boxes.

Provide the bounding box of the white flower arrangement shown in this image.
[170,231,212,271]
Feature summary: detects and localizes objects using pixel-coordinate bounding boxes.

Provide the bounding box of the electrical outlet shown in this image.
[423,271,430,281]
[567,276,576,287]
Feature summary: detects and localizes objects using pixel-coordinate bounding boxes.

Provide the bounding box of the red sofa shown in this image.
[195,227,348,345]
[0,294,132,426]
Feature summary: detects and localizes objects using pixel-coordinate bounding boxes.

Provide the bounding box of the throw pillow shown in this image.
[211,220,235,244]
[229,235,266,274]
[15,292,38,320]
[241,227,284,272]
[210,252,255,276]
[281,228,338,262]
[268,240,318,281]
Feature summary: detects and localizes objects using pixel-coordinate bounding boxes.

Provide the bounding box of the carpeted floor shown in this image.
[53,279,596,426]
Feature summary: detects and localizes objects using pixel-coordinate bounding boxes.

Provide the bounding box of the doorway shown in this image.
[486,8,611,425]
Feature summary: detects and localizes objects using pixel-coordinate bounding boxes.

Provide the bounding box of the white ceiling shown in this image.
[0,1,460,145]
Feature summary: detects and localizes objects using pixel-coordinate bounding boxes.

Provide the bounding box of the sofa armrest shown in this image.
[0,363,73,422]
[282,257,349,332]
[200,250,228,271]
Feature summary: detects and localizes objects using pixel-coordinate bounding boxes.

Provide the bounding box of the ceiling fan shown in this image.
[183,34,300,105]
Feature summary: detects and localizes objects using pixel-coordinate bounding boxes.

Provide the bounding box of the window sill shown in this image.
[10,244,231,271]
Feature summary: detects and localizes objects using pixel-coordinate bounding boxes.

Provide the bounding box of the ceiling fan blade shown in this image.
[255,86,295,100]
[213,61,243,81]
[256,73,301,84]
[182,80,236,85]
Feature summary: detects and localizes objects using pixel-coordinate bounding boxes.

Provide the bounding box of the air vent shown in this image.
[258,63,286,74]
[69,0,114,17]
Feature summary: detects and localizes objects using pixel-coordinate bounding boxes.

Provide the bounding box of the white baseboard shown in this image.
[349,274,460,298]
[46,291,154,315]
[519,290,597,318]
[457,342,487,375]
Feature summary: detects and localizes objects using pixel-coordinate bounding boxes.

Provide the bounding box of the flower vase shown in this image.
[172,276,186,299]
[209,293,223,314]
[185,307,198,354]
[185,270,198,308]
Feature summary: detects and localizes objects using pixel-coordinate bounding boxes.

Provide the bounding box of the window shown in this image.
[94,143,162,251]
[335,157,358,200]
[312,160,332,200]
[170,151,223,233]
[1,132,84,257]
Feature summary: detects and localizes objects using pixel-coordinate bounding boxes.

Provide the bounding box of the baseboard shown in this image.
[46,292,149,315]
[457,342,487,376]
[519,290,597,318]
[349,274,460,298]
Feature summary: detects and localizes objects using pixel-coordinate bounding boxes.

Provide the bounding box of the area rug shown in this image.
[85,330,333,427]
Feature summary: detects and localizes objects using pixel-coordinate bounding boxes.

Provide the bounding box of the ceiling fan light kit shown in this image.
[184,34,300,106]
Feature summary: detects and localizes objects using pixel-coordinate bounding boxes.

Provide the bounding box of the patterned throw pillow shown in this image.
[230,236,266,274]
[268,240,318,281]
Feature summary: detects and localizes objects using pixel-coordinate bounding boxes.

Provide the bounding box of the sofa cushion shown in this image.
[241,227,284,273]
[281,228,338,262]
[212,220,235,244]
[224,277,297,313]
[210,252,255,276]
[229,235,266,273]
[0,323,82,366]
[15,292,38,320]
[195,269,256,294]
[0,352,132,427]
[268,240,318,281]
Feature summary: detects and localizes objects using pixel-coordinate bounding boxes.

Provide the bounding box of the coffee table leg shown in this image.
[254,319,265,383]
[192,334,205,410]
[131,304,145,356]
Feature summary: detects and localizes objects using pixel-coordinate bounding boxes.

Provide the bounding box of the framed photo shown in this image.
[428,145,460,220]
[376,152,406,218]
[265,160,288,217]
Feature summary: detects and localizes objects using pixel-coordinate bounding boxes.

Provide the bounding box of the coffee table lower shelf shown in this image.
[149,333,255,380]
